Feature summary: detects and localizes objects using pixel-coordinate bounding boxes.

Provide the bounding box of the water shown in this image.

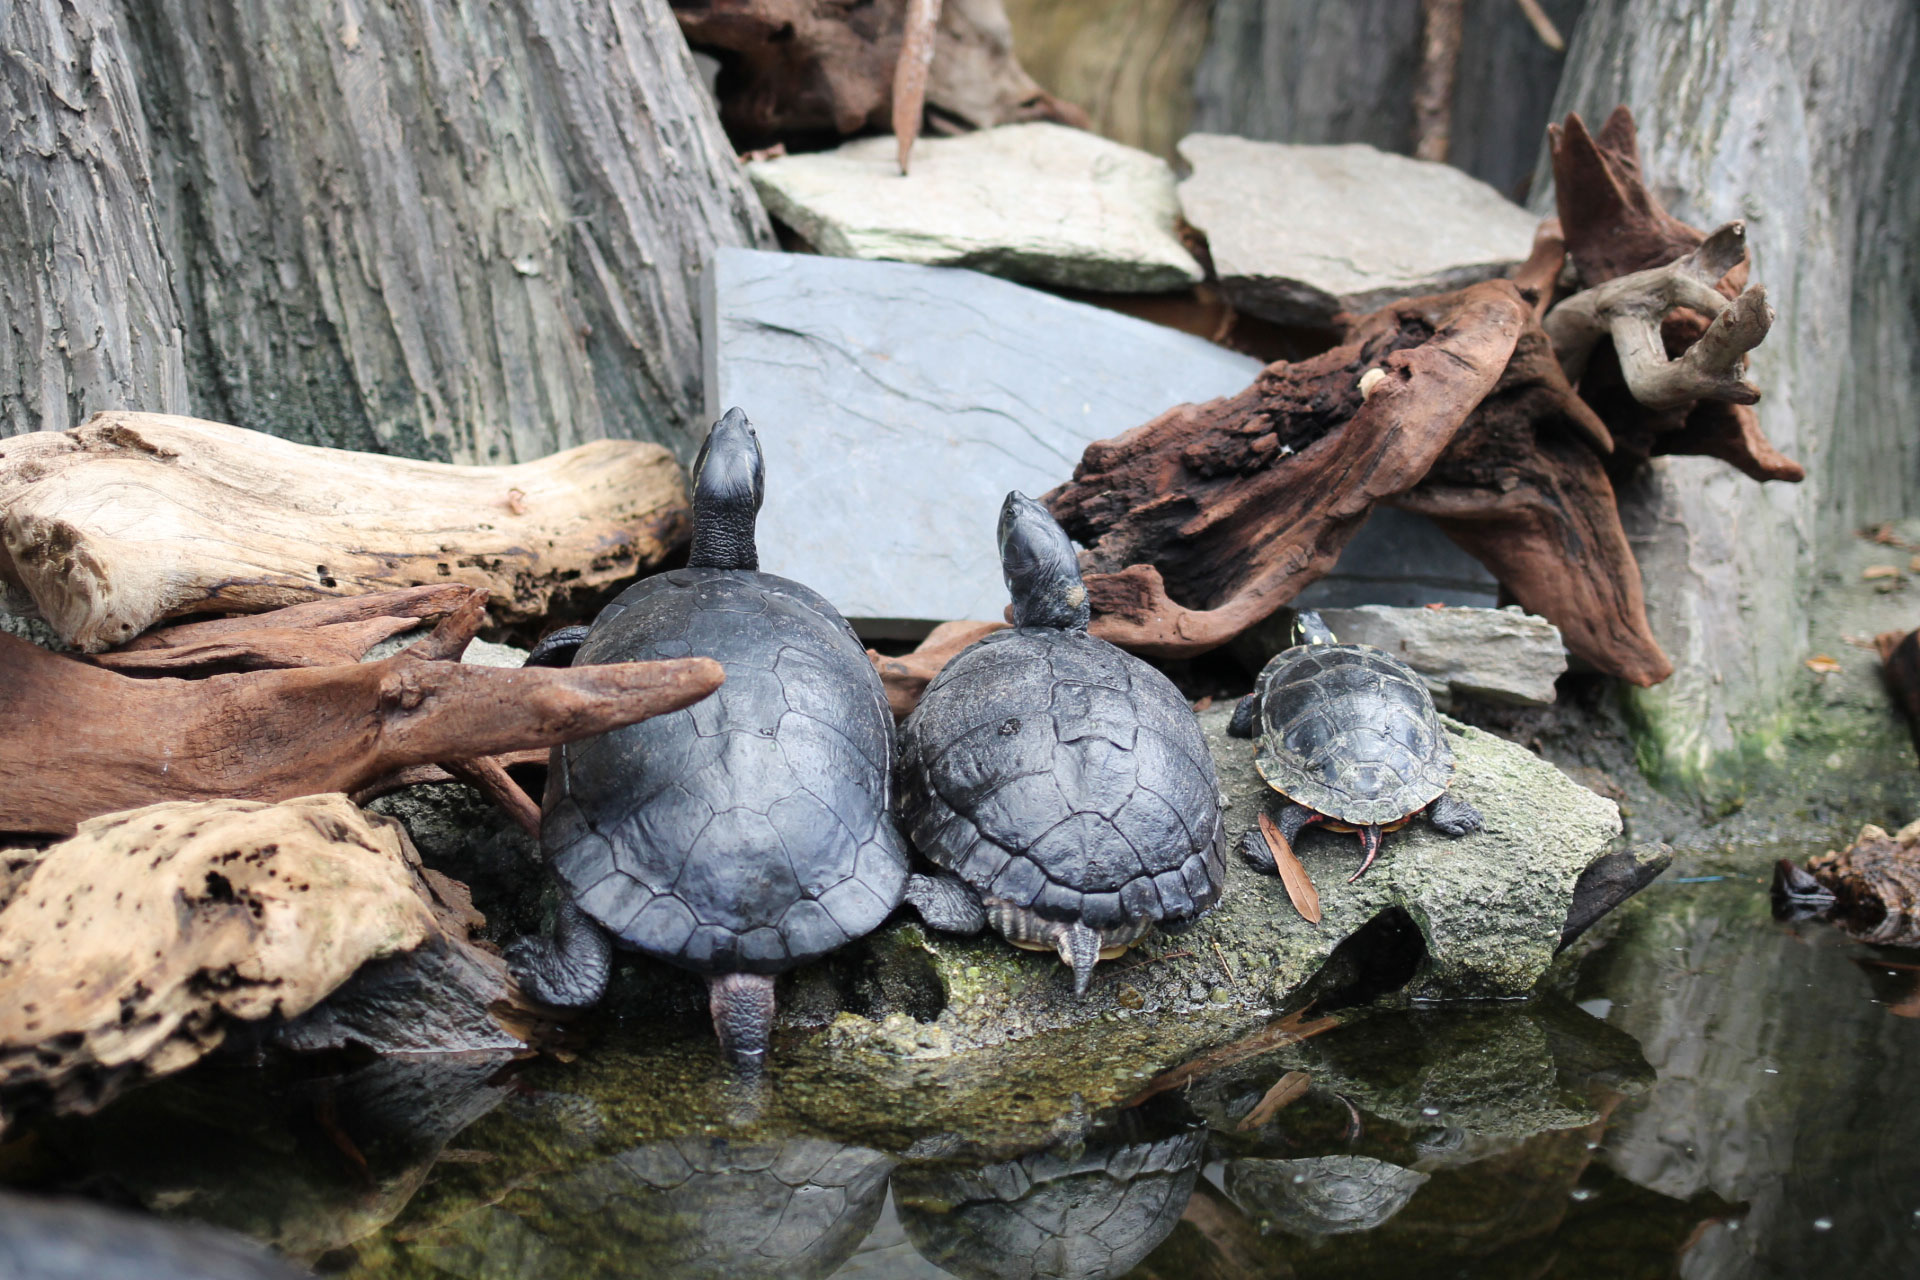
[6,873,1920,1278]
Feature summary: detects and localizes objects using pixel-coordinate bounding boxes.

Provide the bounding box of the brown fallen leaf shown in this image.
[1124,1009,1340,1106]
[892,0,941,175]
[1237,1070,1312,1131]
[1805,654,1843,675]
[1259,811,1323,924]
[1192,695,1214,712]
[1865,564,1904,580]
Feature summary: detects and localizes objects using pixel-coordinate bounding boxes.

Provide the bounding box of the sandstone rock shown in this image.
[1285,604,1567,708]
[702,248,1260,625]
[1175,134,1540,324]
[0,796,544,1126]
[748,123,1203,292]
[841,704,1637,1049]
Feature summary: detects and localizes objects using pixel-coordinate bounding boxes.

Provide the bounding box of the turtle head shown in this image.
[999,492,1090,631]
[1293,609,1338,646]
[688,407,765,570]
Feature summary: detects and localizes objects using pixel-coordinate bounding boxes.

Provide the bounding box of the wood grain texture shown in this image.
[1001,0,1212,158]
[110,0,770,462]
[0,0,190,436]
[0,413,690,650]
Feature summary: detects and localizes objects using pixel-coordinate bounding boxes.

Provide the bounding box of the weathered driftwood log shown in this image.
[1775,821,1920,948]
[1387,310,1673,685]
[0,413,689,651]
[894,0,943,173]
[1877,628,1920,752]
[1546,220,1772,411]
[1548,107,1803,483]
[1046,281,1526,658]
[0,796,547,1126]
[0,599,722,836]
[673,0,1085,148]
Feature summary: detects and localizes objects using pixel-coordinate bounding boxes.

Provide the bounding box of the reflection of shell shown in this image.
[895,1124,1205,1280]
[1222,1154,1429,1236]
[0,1192,307,1280]
[411,1137,893,1280]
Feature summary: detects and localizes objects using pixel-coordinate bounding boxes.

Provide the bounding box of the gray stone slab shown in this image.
[1314,605,1567,708]
[701,248,1262,626]
[747,124,1203,293]
[1176,134,1540,325]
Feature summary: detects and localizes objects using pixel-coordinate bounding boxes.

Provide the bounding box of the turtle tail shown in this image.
[1056,922,1102,997]
[1347,826,1385,883]
[708,971,777,1076]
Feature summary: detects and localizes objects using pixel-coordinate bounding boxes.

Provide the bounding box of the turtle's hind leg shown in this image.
[906,871,988,934]
[507,899,612,1008]
[1240,802,1320,874]
[1428,792,1483,837]
[523,624,592,668]
[709,972,778,1076]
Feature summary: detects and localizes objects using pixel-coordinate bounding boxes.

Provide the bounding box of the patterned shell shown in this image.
[897,628,1225,933]
[540,568,907,976]
[1251,643,1452,826]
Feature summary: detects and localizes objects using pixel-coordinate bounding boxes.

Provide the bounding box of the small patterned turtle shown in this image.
[1228,611,1481,882]
[895,493,1226,994]
[1221,1154,1429,1236]
[509,408,908,1071]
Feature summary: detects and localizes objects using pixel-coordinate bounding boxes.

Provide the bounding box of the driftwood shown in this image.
[0,595,722,836]
[672,0,1085,148]
[1547,107,1803,483]
[1046,281,1526,658]
[894,0,943,173]
[0,413,690,652]
[0,796,548,1126]
[1778,821,1920,948]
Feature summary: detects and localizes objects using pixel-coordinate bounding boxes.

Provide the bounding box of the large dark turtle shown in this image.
[1228,610,1481,881]
[509,408,908,1070]
[892,1111,1205,1280]
[895,493,1226,994]
[0,1193,308,1280]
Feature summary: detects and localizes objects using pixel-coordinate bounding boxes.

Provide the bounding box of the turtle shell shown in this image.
[540,567,907,976]
[1221,1154,1428,1236]
[1250,642,1452,826]
[896,628,1225,933]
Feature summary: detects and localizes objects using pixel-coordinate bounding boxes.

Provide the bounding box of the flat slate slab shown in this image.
[702,249,1260,627]
[1176,135,1540,325]
[746,123,1204,293]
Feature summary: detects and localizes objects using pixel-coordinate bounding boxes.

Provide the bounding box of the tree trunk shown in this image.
[1542,0,1920,790]
[0,0,190,437]
[3,0,770,463]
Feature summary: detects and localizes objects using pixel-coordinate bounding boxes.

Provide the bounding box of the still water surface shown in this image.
[8,874,1920,1279]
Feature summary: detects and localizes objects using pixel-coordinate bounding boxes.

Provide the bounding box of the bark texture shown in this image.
[0,413,689,650]
[0,0,189,436]
[6,0,771,463]
[1542,0,1920,787]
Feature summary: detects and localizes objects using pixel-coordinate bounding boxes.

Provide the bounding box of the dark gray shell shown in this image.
[1250,643,1453,826]
[893,1123,1205,1280]
[1220,1154,1428,1236]
[541,567,908,975]
[430,1137,892,1280]
[896,628,1225,933]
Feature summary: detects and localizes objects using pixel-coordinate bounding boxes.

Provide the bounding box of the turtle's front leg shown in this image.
[507,899,613,1008]
[1427,792,1483,837]
[1239,801,1321,874]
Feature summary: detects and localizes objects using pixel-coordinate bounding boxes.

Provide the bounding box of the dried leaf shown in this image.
[1192,695,1214,712]
[892,0,942,175]
[1865,564,1904,580]
[1259,811,1322,924]
[1805,655,1842,674]
[1238,1070,1312,1131]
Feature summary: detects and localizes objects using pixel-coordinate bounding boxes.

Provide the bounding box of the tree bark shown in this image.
[0,0,190,437]
[4,0,771,463]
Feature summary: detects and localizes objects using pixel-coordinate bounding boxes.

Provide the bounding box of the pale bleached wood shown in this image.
[0,412,690,651]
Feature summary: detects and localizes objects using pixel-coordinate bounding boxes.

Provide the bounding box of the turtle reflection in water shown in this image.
[892,1113,1205,1279]
[1221,1154,1429,1236]
[0,1192,308,1280]
[411,1135,892,1280]
[1229,610,1481,882]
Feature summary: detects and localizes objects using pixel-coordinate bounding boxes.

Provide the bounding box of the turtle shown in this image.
[444,1134,893,1280]
[1220,1154,1429,1237]
[1228,609,1481,882]
[892,1111,1205,1280]
[894,492,1226,995]
[508,408,908,1071]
